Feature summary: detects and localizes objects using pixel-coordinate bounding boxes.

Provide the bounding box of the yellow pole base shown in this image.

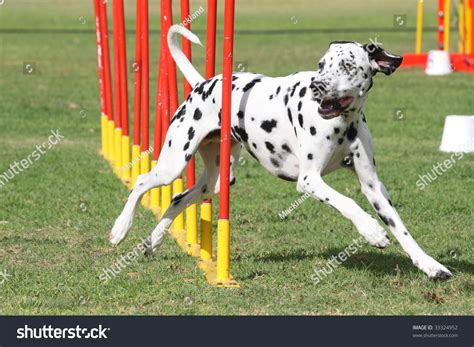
[140,151,150,208]
[186,203,198,253]
[161,184,172,215]
[131,144,141,187]
[107,120,115,166]
[150,160,161,215]
[121,135,131,184]
[172,178,185,230]
[216,219,230,282]
[101,114,108,159]
[114,128,123,175]
[200,202,213,260]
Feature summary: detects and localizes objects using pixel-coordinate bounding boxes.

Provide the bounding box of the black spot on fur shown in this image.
[338,138,344,145]
[347,122,357,141]
[307,153,313,160]
[276,86,281,95]
[260,119,278,133]
[310,126,317,136]
[265,141,275,154]
[334,127,340,134]
[378,213,390,226]
[278,174,297,182]
[233,126,248,142]
[270,158,280,168]
[188,127,195,140]
[242,77,262,92]
[252,142,257,149]
[298,114,304,128]
[237,110,244,119]
[299,87,307,98]
[282,143,292,153]
[284,94,289,106]
[168,140,172,147]
[373,202,380,211]
[183,142,190,151]
[298,101,303,111]
[230,177,236,186]
[403,231,408,236]
[290,82,301,97]
[193,108,202,120]
[287,108,293,124]
[185,154,192,162]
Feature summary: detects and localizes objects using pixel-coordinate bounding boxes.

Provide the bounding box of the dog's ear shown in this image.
[363,43,403,75]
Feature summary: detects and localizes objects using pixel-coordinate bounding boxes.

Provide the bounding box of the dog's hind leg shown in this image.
[144,141,241,253]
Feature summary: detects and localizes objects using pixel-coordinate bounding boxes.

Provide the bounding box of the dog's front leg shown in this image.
[351,126,452,279]
[297,171,390,249]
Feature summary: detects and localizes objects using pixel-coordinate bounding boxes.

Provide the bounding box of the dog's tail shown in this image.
[167,25,205,87]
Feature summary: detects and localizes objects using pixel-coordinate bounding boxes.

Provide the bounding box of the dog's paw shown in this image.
[359,218,390,249]
[414,256,453,280]
[109,212,133,247]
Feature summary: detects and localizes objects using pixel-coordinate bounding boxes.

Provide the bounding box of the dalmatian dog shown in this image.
[110,25,452,280]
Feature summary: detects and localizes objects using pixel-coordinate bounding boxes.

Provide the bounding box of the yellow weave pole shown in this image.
[200,202,213,260]
[416,0,424,54]
[107,120,115,165]
[444,0,451,51]
[466,0,473,53]
[172,178,185,229]
[186,203,198,252]
[114,128,122,174]
[459,0,465,53]
[121,135,131,182]
[131,144,141,187]
[216,219,230,282]
[161,184,172,215]
[101,113,108,158]
[140,151,150,207]
[150,160,161,214]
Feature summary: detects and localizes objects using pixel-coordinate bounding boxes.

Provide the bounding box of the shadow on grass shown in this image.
[252,247,474,277]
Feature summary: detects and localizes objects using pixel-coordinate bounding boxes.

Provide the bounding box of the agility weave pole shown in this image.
[403,0,474,72]
[93,0,239,287]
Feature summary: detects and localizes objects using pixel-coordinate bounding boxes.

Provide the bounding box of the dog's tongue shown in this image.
[337,96,353,108]
[318,96,354,119]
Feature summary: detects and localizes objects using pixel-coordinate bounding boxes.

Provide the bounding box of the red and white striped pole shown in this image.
[217,0,235,282]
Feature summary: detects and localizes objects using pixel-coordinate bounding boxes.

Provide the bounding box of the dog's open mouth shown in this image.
[318,96,354,119]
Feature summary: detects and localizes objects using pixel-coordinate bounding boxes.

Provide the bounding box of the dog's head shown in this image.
[311,41,402,119]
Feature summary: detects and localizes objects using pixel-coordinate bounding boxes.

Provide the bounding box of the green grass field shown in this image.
[0,0,473,315]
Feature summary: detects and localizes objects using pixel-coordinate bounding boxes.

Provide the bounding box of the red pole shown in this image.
[206,0,217,79]
[99,0,114,122]
[180,0,196,190]
[219,0,235,220]
[116,0,129,137]
[163,0,179,116]
[153,53,164,161]
[140,0,150,152]
[93,0,105,117]
[112,0,122,130]
[438,0,445,49]
[133,0,142,147]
